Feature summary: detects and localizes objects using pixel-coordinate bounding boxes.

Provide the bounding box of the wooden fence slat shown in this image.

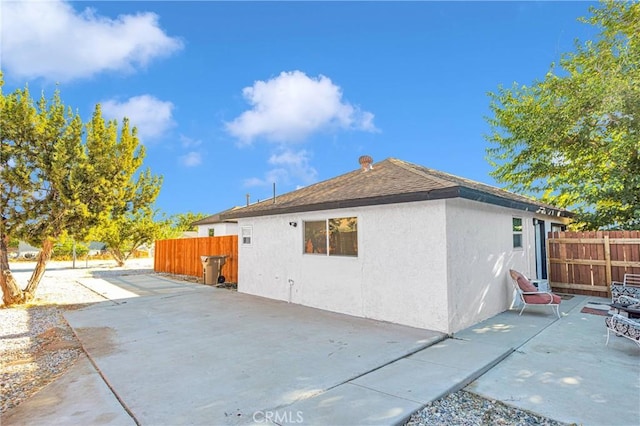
[547,231,640,297]
[604,235,612,287]
[153,236,238,282]
[631,231,640,275]
[548,258,607,266]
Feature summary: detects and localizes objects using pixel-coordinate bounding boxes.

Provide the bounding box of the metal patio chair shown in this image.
[509,269,561,319]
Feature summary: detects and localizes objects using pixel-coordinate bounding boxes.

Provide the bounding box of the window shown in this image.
[304,217,357,257]
[241,226,252,246]
[304,221,327,254]
[512,217,523,248]
[329,217,358,256]
[208,228,215,237]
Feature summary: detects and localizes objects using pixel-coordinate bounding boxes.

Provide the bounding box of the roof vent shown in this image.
[359,155,373,171]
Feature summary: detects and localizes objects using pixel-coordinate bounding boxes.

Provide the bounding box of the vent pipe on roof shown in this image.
[359,155,373,171]
[273,182,276,204]
[246,193,250,206]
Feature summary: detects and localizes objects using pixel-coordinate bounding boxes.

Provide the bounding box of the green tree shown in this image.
[124,211,208,245]
[0,78,162,305]
[90,207,165,267]
[485,1,640,230]
[53,232,89,259]
[171,212,208,232]
[84,107,163,267]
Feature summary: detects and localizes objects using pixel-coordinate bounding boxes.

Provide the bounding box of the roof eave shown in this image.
[191,219,238,226]
[459,187,573,218]
[221,186,572,220]
[221,188,462,219]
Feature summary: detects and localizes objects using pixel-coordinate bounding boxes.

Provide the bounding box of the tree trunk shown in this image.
[23,239,54,301]
[109,248,126,267]
[0,235,26,306]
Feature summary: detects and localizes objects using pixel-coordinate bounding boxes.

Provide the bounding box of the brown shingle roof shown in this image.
[221,158,571,219]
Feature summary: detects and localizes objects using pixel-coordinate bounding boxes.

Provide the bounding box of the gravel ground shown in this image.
[0,266,108,413]
[2,259,567,425]
[405,390,569,426]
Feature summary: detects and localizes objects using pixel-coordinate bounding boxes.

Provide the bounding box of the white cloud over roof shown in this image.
[179,152,203,167]
[101,95,175,141]
[244,149,317,188]
[1,0,183,81]
[226,70,377,144]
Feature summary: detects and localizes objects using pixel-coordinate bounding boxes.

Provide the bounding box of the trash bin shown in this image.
[200,255,227,285]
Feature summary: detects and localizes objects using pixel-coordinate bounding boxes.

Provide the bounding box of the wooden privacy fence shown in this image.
[547,231,640,297]
[154,236,238,283]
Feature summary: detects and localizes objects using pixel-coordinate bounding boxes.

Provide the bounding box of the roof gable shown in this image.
[222,158,571,219]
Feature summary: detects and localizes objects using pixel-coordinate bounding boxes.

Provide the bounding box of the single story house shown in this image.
[192,207,240,237]
[221,157,571,334]
[87,242,107,256]
[16,241,40,259]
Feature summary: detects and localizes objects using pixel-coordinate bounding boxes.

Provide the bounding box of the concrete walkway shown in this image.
[3,273,639,426]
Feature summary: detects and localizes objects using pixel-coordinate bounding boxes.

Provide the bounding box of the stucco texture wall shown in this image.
[238,202,450,331]
[444,198,536,333]
[197,222,238,237]
[238,198,542,334]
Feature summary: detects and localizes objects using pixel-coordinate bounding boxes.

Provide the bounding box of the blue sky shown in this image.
[1,1,599,216]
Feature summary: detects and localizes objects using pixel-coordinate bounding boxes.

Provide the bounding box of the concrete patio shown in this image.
[3,271,639,426]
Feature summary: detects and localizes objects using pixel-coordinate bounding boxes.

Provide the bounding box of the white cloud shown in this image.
[179,152,202,167]
[268,150,318,183]
[1,0,183,81]
[180,135,202,148]
[176,135,204,167]
[243,177,268,188]
[244,149,317,188]
[101,95,175,140]
[226,71,377,144]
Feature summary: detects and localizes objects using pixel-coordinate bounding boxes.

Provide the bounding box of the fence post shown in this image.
[604,235,612,292]
[546,236,551,284]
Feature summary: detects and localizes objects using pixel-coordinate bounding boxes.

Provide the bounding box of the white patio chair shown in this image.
[611,273,640,304]
[605,313,640,348]
[509,269,561,319]
[617,295,640,306]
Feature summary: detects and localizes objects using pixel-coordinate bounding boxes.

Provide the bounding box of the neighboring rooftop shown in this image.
[221,157,572,220]
[191,207,241,226]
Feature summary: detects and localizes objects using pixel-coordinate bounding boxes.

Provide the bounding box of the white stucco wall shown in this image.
[237,198,561,334]
[443,198,537,333]
[197,222,238,237]
[238,201,450,331]
[359,202,449,330]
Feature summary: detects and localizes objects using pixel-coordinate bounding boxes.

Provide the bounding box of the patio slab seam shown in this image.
[320,333,449,389]
[347,382,427,405]
[69,326,141,426]
[266,333,449,412]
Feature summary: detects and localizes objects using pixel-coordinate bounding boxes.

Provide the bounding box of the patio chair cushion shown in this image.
[509,269,561,318]
[510,269,562,304]
[523,293,562,304]
[516,275,538,293]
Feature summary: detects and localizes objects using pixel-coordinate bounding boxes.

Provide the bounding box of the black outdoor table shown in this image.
[610,303,640,319]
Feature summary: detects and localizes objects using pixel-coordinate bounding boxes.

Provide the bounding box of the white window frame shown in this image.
[241,226,253,246]
[512,217,523,249]
[303,220,327,255]
[303,217,358,257]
